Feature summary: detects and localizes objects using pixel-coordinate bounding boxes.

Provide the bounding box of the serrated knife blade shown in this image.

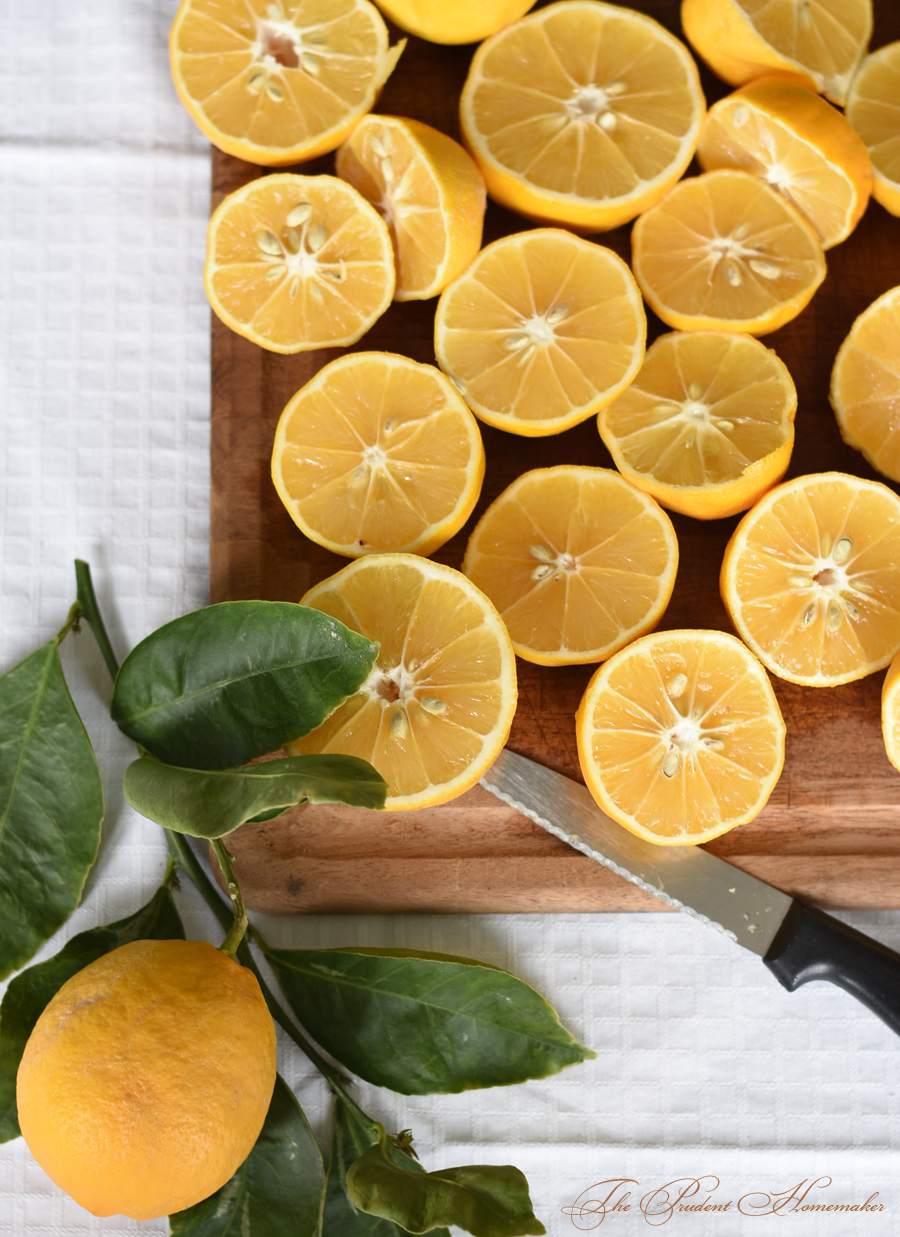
[481,747,900,1036]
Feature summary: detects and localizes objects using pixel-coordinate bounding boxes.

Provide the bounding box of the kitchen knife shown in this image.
[481,747,900,1037]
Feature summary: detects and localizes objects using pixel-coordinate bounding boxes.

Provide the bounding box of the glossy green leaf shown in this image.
[169,1074,324,1237]
[263,947,594,1095]
[322,1100,451,1237]
[124,754,387,838]
[348,1146,545,1237]
[0,878,184,1142]
[111,601,378,770]
[0,639,104,981]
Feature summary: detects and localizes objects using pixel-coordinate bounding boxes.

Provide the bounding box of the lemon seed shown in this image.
[749,259,782,280]
[504,333,529,351]
[530,544,555,562]
[256,230,282,256]
[390,709,408,738]
[725,262,743,287]
[666,674,688,698]
[662,750,679,778]
[420,696,448,715]
[833,537,852,564]
[286,203,312,227]
[307,222,328,252]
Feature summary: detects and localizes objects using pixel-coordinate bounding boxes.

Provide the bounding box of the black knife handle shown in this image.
[763,901,900,1036]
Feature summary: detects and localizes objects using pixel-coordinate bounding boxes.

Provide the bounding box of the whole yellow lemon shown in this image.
[16,938,277,1220]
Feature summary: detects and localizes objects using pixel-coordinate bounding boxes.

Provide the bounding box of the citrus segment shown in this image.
[631,169,826,336]
[17,940,276,1221]
[681,0,873,106]
[576,629,785,846]
[287,556,517,810]
[830,286,900,483]
[205,173,394,352]
[459,0,705,232]
[845,42,900,217]
[462,466,678,666]
[599,331,797,520]
[336,115,486,301]
[372,0,536,45]
[169,0,405,165]
[720,472,900,687]
[434,229,645,436]
[697,77,872,249]
[271,352,484,557]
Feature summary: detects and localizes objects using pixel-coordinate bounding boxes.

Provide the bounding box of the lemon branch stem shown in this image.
[212,838,249,956]
[165,830,375,1130]
[74,559,121,680]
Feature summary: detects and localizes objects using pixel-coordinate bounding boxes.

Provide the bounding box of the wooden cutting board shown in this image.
[209,0,900,914]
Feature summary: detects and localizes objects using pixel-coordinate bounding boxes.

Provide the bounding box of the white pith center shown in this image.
[790,538,860,631]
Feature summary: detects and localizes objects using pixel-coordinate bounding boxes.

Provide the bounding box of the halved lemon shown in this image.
[631,169,826,336]
[169,0,405,165]
[287,555,517,810]
[697,77,872,249]
[434,229,645,436]
[205,173,394,353]
[845,42,900,218]
[336,115,486,301]
[372,0,536,45]
[720,472,900,687]
[576,628,786,846]
[830,286,900,483]
[681,0,872,106]
[599,331,797,520]
[271,352,484,557]
[881,649,900,774]
[459,0,705,232]
[462,466,678,666]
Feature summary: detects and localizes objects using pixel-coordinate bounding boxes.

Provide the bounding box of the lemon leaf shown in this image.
[262,947,595,1095]
[169,1074,324,1237]
[0,640,104,982]
[0,879,183,1142]
[347,1148,545,1237]
[322,1099,452,1237]
[124,754,387,839]
[111,601,378,771]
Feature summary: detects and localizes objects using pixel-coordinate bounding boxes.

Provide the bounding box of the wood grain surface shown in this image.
[209,0,900,913]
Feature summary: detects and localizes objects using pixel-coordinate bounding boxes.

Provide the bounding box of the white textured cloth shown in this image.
[2,3,900,1235]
